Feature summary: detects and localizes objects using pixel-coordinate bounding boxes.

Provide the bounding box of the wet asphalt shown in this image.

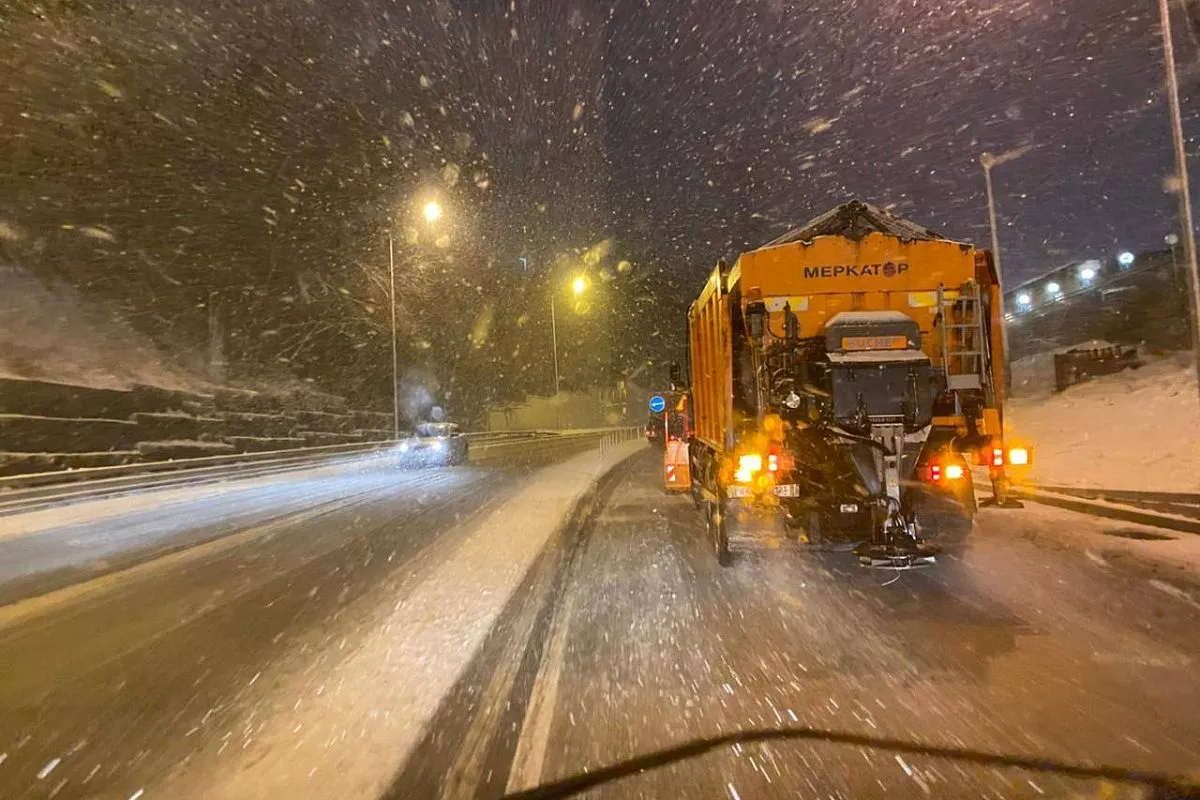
[0,458,525,800]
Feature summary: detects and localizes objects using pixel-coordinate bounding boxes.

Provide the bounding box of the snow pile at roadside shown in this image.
[1007,351,1200,492]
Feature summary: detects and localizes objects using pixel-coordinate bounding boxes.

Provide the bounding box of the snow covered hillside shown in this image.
[0,266,200,391]
[1008,350,1200,492]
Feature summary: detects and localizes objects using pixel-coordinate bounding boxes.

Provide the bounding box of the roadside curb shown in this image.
[383,441,648,799]
[1014,488,1200,535]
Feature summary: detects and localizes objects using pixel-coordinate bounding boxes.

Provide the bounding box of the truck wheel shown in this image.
[708,500,731,566]
[960,470,978,517]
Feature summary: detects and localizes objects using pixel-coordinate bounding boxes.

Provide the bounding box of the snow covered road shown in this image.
[0,441,642,800]
[2,444,1198,799]
[0,450,472,604]
[394,451,1200,799]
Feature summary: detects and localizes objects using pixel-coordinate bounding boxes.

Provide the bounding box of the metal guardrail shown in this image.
[1014,484,1200,535]
[598,426,645,458]
[0,428,642,516]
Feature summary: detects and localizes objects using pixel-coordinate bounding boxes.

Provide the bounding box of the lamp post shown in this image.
[980,144,1032,390]
[386,231,400,441]
[550,293,560,398]
[1156,0,1200,399]
[549,274,588,398]
[980,144,1032,300]
[386,197,444,439]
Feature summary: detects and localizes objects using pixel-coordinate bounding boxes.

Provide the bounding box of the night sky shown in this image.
[604,0,1185,276]
[1,0,1195,406]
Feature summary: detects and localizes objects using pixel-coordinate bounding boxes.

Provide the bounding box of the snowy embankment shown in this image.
[1007,350,1200,493]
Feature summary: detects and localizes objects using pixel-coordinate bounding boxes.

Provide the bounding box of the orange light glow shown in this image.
[734,453,763,483]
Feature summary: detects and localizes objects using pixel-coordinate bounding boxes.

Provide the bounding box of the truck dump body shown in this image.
[687,200,1016,567]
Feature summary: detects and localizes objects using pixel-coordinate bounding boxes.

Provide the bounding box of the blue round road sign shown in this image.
[649,395,666,413]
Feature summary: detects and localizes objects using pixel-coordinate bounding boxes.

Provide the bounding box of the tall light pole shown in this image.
[1157,0,1200,399]
[549,275,588,398]
[387,231,400,440]
[980,144,1032,394]
[550,292,560,398]
[386,197,445,439]
[979,144,1032,300]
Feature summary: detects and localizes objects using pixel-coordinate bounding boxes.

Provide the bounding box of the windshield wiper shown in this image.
[501,725,1200,800]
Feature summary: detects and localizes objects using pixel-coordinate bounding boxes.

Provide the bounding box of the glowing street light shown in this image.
[422,200,443,224]
[1117,251,1135,268]
[572,275,588,295]
[1016,292,1032,307]
[1078,265,1097,281]
[1045,282,1061,296]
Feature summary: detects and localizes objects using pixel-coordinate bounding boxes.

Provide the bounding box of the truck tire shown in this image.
[959,469,978,517]
[707,500,731,566]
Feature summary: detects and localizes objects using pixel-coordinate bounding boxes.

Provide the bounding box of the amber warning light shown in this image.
[987,446,1033,467]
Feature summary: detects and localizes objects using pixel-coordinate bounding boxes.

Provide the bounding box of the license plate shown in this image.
[726,484,799,499]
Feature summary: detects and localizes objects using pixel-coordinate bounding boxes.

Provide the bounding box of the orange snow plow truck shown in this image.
[687,201,1030,567]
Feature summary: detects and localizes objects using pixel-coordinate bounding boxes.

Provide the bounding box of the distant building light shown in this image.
[1045,282,1061,295]
[1117,251,1135,267]
[1016,292,1032,306]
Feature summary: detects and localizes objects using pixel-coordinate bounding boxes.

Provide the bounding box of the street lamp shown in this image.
[386,199,445,439]
[422,200,443,224]
[387,232,401,440]
[1117,251,1135,268]
[980,144,1033,374]
[550,274,588,398]
[980,144,1033,297]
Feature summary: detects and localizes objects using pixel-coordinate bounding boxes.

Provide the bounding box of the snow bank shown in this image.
[1008,352,1200,492]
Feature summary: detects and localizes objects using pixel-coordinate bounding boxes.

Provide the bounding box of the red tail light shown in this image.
[928,464,942,482]
[991,447,1005,467]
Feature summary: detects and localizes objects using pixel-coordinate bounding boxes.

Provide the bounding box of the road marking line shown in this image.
[438,569,550,800]
[506,584,579,792]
